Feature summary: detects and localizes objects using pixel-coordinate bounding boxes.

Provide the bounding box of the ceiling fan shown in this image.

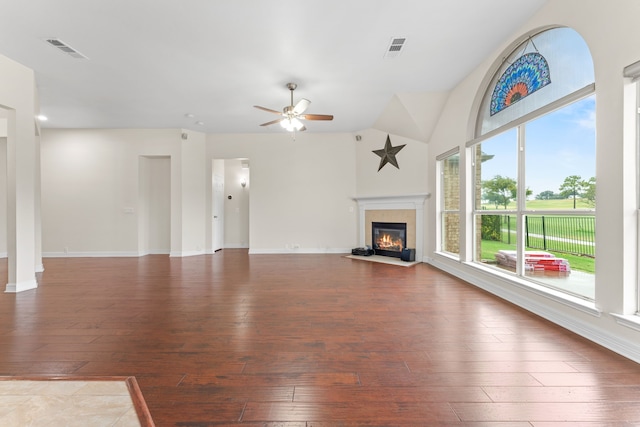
[254,83,333,132]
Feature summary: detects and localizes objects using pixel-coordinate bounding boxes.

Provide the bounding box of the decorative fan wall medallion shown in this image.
[490,52,551,116]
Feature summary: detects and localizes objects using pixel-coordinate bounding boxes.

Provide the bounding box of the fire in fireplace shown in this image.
[372,222,407,258]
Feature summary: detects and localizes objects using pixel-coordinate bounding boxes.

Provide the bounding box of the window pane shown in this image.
[523,214,595,299]
[443,153,459,210]
[478,27,595,135]
[442,213,459,255]
[440,152,460,256]
[475,214,518,271]
[526,96,596,209]
[476,129,518,210]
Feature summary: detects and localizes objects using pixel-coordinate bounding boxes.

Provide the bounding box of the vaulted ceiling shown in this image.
[0,0,546,138]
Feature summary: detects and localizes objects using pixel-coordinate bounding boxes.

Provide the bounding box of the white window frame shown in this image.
[624,60,640,314]
[468,89,596,298]
[437,148,460,258]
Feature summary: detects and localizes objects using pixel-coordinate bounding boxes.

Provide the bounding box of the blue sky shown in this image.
[480,95,596,198]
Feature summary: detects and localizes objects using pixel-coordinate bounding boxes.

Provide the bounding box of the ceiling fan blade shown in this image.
[254,105,282,115]
[292,98,311,115]
[259,118,284,127]
[301,114,334,121]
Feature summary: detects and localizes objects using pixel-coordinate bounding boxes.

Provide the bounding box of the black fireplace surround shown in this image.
[372,222,407,258]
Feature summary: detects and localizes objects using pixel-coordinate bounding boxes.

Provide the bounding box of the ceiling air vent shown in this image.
[44,38,88,59]
[384,37,407,59]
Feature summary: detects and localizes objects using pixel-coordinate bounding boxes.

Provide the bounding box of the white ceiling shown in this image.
[0,0,546,134]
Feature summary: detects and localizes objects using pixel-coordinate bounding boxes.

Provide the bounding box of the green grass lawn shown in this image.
[480,239,595,273]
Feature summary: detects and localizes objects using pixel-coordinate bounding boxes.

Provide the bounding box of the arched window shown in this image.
[468,27,596,300]
[477,27,594,136]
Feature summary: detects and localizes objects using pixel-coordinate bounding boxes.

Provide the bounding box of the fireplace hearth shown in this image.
[372,222,407,258]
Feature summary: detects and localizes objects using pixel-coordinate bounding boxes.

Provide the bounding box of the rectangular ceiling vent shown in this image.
[44,38,88,60]
[384,37,407,58]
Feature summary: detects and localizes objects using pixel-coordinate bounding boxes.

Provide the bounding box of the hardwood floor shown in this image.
[1,250,640,426]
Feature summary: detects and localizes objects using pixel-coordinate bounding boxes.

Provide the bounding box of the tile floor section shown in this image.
[0,377,151,426]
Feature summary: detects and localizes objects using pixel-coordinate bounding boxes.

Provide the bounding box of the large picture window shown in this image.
[623,60,640,314]
[438,150,460,256]
[470,27,596,300]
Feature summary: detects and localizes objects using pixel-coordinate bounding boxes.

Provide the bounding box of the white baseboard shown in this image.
[5,278,38,293]
[169,250,206,257]
[43,251,140,258]
[248,247,351,255]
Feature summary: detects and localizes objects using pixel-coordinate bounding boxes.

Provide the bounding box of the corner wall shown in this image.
[0,54,38,292]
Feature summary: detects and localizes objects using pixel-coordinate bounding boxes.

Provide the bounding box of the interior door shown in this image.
[212,173,224,252]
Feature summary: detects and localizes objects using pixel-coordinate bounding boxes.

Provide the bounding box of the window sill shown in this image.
[463,261,601,318]
[434,251,460,262]
[611,313,640,332]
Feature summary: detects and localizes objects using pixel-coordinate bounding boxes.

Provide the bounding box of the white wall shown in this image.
[41,129,358,256]
[425,0,640,362]
[209,132,358,253]
[174,130,207,256]
[355,129,429,197]
[138,156,171,255]
[0,138,7,257]
[40,128,202,256]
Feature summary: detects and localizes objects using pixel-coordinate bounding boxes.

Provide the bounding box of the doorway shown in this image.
[138,156,171,255]
[212,158,250,251]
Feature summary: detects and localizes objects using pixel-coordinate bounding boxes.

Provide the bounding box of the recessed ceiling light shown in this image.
[36,115,48,121]
[185,113,195,118]
[195,121,204,126]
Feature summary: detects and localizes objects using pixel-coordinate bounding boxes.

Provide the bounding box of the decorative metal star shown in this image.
[372,135,406,171]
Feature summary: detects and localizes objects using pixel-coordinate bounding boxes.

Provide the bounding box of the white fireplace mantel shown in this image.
[353,193,430,262]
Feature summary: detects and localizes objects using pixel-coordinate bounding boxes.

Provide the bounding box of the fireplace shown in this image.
[354,194,428,263]
[372,222,406,258]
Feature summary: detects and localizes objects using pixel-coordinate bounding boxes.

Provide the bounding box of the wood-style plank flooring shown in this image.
[1,250,640,426]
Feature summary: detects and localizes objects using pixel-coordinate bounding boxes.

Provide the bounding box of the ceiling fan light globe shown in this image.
[281,119,294,132]
[291,117,304,130]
